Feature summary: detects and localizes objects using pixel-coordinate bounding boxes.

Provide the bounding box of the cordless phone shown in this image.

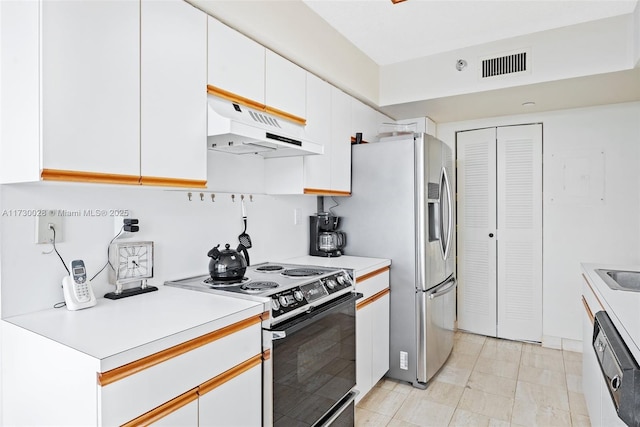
[62,259,96,310]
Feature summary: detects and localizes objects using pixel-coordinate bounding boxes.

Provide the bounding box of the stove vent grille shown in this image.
[481,50,529,78]
[248,110,282,129]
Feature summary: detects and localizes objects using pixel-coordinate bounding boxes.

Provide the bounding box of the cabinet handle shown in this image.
[356,288,390,310]
[581,296,594,325]
[356,266,390,284]
[98,314,262,386]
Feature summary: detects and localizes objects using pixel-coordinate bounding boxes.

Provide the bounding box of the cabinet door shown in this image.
[208,17,265,104]
[0,0,40,183]
[303,73,332,191]
[351,99,381,144]
[356,303,373,404]
[371,293,390,385]
[199,363,262,427]
[140,0,207,186]
[331,87,352,193]
[582,302,602,426]
[41,0,139,177]
[265,50,306,120]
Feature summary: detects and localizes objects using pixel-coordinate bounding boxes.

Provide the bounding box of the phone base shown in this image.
[104,286,158,300]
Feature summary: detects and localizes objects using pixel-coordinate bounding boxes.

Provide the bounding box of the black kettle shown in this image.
[207,243,249,281]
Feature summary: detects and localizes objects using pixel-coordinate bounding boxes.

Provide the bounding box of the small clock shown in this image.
[108,241,154,287]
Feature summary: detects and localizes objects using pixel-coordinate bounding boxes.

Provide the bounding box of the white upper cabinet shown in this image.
[207,16,265,104]
[265,50,306,120]
[330,86,352,194]
[303,73,332,192]
[351,98,384,144]
[1,0,207,187]
[41,0,140,179]
[140,0,207,186]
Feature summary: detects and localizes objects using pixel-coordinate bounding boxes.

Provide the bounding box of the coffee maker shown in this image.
[309,212,346,257]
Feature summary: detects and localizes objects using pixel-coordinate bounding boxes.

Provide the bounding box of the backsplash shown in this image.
[0,183,315,318]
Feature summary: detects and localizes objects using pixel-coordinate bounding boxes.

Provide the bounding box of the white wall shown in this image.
[438,101,640,344]
[0,183,316,318]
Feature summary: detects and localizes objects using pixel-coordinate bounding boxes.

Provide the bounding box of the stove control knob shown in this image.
[293,290,304,302]
[279,296,289,308]
[271,298,280,311]
[325,279,336,289]
[336,274,348,285]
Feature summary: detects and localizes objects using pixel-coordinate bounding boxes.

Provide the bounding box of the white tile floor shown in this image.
[355,331,590,426]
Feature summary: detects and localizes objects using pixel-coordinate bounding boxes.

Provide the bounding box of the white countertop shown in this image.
[581,263,640,360]
[3,285,265,371]
[284,255,391,277]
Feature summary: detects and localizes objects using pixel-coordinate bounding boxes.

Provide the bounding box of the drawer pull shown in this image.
[121,388,198,427]
[99,314,263,386]
[581,296,594,325]
[356,266,390,283]
[357,288,390,310]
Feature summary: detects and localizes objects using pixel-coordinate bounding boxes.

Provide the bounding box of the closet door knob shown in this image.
[489,233,494,238]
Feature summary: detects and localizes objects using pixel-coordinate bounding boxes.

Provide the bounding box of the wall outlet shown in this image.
[400,351,409,370]
[293,208,302,225]
[113,214,134,238]
[35,212,63,244]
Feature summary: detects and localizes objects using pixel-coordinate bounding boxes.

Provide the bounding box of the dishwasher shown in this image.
[593,311,640,426]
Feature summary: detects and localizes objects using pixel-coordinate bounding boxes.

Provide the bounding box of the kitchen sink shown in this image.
[595,269,640,292]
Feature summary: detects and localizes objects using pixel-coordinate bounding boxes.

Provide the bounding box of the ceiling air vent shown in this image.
[480,49,530,78]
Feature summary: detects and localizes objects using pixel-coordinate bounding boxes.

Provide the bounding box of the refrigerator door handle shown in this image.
[440,166,454,261]
[428,277,457,299]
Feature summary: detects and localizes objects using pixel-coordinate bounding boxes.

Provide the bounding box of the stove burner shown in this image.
[202,276,250,287]
[256,265,284,272]
[241,281,279,293]
[282,268,324,277]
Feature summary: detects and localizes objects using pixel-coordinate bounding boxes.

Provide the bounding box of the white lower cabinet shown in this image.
[199,363,262,426]
[355,266,390,402]
[1,313,263,426]
[582,296,602,426]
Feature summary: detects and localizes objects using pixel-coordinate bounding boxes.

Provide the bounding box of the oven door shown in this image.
[269,292,359,427]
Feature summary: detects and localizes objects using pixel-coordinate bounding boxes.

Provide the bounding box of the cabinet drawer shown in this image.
[98,316,262,426]
[356,267,390,301]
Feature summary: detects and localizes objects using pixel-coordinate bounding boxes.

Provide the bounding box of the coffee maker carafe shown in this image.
[310,213,346,257]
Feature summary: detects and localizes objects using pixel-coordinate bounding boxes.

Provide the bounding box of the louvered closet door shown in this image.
[457,128,498,337]
[496,124,542,342]
[457,124,542,342]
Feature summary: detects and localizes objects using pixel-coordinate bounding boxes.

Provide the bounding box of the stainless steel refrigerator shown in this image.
[335,133,456,388]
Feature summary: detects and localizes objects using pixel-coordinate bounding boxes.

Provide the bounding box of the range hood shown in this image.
[207,96,323,158]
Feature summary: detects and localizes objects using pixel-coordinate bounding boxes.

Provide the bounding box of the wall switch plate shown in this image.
[35,212,63,244]
[293,208,302,225]
[400,351,409,370]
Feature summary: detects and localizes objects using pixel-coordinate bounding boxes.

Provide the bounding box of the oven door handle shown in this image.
[270,292,362,338]
[272,331,287,340]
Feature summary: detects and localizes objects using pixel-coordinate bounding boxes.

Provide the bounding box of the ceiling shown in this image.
[301,0,640,122]
[302,0,639,66]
